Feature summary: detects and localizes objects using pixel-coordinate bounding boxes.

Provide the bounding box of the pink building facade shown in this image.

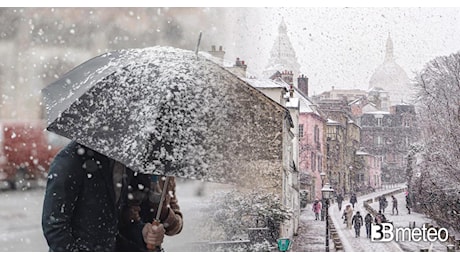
[295,89,327,201]
[356,151,382,190]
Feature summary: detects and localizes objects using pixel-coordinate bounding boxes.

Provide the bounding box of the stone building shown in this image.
[243,74,301,239]
[359,104,418,183]
[314,99,361,195]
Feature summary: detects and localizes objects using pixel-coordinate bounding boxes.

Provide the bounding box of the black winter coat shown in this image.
[41,141,144,251]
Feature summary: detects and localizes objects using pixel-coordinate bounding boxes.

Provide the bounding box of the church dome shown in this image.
[368,34,413,106]
[263,18,301,79]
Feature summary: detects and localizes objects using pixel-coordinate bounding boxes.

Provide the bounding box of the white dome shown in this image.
[263,18,301,79]
[368,35,413,106]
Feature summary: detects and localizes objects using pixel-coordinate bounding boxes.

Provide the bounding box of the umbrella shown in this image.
[42,46,288,185]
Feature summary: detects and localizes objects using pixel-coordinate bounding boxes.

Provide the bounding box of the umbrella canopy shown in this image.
[42,46,288,185]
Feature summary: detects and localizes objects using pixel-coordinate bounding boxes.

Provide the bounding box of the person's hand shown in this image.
[142,222,165,247]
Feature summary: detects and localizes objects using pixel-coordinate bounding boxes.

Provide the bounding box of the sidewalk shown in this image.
[290,208,331,252]
[291,184,453,252]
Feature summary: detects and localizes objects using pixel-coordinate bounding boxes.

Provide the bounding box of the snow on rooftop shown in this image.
[364,110,391,115]
[244,78,289,90]
[327,119,340,124]
[356,150,369,155]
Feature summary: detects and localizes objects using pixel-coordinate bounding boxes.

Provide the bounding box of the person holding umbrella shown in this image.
[118,172,183,251]
[41,141,183,251]
[41,45,284,251]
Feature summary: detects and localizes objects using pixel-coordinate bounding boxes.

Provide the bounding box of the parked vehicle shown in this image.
[0,120,68,190]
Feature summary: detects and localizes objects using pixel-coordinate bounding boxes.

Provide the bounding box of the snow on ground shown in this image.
[290,208,330,252]
[292,184,454,252]
[368,191,448,252]
[328,186,404,252]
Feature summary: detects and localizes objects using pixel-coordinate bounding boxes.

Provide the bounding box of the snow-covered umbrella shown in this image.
[42,46,287,185]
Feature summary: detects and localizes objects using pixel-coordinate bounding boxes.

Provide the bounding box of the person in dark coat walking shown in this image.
[41,141,182,251]
[391,195,398,215]
[379,196,388,213]
[350,193,357,209]
[351,211,363,238]
[364,213,373,238]
[336,193,344,211]
[405,194,412,214]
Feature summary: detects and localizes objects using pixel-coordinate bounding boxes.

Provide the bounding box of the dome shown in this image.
[263,18,301,79]
[368,34,413,106]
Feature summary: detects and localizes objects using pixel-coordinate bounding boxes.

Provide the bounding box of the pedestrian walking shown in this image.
[364,213,373,239]
[391,195,398,215]
[350,193,357,209]
[345,204,353,229]
[336,193,344,211]
[352,211,364,238]
[312,199,322,221]
[405,194,412,214]
[379,195,388,213]
[342,209,347,224]
[374,210,387,224]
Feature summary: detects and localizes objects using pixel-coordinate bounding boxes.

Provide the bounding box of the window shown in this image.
[318,155,322,172]
[311,152,316,171]
[403,117,410,127]
[299,124,304,138]
[377,117,382,126]
[375,135,382,146]
[314,125,319,143]
[327,126,336,140]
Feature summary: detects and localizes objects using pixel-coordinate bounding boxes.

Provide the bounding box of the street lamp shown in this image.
[320,172,326,187]
[321,183,334,252]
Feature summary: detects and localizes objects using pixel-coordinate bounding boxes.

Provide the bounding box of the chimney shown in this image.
[281,70,293,86]
[229,57,247,77]
[207,45,226,64]
[289,84,294,98]
[235,57,242,66]
[297,74,309,96]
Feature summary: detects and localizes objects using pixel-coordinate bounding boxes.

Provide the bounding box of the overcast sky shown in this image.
[221,7,460,95]
[7,3,460,95]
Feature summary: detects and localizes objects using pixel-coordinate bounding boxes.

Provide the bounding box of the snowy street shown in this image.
[292,185,453,252]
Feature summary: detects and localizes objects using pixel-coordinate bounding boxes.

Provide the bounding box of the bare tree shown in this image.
[410,51,460,231]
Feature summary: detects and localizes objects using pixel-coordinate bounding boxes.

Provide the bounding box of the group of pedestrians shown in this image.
[315,191,414,239]
[378,193,412,215]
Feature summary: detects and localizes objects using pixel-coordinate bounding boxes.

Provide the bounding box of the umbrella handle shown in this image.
[147,176,170,252]
[146,219,163,252]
